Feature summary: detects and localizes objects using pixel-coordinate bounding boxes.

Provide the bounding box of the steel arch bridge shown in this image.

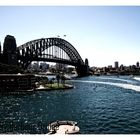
[17,37,89,76]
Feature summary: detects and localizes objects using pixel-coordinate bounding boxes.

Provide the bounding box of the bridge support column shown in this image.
[76,58,90,77]
[3,35,18,65]
[76,64,89,77]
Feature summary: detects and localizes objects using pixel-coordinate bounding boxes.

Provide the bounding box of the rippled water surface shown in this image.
[1,76,140,134]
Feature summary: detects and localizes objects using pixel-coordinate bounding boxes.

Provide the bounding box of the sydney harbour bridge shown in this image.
[0,35,89,77]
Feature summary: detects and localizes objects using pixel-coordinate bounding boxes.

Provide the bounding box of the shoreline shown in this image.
[0,84,74,95]
[35,84,74,91]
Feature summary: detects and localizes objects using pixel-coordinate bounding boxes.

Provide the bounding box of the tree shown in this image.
[56,74,60,87]
[41,77,49,87]
[61,75,66,86]
[49,78,55,88]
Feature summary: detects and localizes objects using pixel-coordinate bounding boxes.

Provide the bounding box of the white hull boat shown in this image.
[47,120,80,134]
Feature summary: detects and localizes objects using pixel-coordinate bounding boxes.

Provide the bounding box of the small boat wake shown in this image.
[133,77,140,82]
[97,77,134,83]
[71,79,140,92]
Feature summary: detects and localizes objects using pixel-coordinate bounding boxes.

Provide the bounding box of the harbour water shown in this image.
[1,76,140,134]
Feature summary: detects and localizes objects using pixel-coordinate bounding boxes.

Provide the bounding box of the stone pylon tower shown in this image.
[76,58,90,77]
[3,35,17,65]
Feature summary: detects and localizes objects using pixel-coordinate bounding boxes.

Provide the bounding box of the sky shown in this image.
[0,6,140,67]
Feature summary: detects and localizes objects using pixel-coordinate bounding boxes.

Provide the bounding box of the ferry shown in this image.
[47,120,80,134]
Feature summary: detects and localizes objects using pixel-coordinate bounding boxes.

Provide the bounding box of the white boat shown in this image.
[129,74,134,78]
[47,120,80,134]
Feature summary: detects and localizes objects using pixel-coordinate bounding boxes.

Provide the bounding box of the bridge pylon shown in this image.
[76,58,90,77]
[0,35,90,77]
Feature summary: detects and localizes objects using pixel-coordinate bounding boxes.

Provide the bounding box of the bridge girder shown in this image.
[17,37,89,76]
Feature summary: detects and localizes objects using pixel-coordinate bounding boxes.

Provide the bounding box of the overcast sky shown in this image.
[0,6,140,67]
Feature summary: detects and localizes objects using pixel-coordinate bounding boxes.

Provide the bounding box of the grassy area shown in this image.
[44,83,65,89]
[36,82,73,91]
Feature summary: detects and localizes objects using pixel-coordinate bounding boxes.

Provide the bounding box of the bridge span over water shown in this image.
[17,37,89,77]
[1,35,89,77]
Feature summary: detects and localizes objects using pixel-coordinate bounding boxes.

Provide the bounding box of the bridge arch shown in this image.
[17,37,89,76]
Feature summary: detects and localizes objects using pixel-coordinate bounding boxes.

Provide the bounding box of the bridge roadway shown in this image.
[18,55,79,67]
[1,35,90,77]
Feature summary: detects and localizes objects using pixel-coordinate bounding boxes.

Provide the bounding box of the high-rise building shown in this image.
[120,64,124,70]
[40,62,49,70]
[136,61,139,68]
[114,61,119,68]
[32,62,40,70]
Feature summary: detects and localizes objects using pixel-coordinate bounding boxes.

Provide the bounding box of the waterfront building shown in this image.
[40,62,49,71]
[120,64,124,70]
[136,62,139,68]
[0,74,36,92]
[65,66,75,74]
[108,65,112,69]
[114,61,119,68]
[32,62,40,71]
[56,63,67,71]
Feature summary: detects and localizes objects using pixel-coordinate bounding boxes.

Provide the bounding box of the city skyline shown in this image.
[0,6,140,67]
